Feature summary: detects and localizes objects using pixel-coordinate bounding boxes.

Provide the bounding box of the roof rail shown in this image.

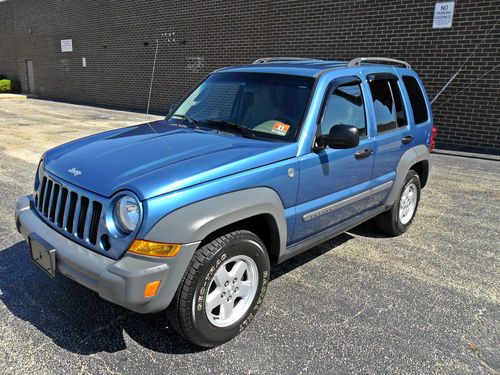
[252,57,322,64]
[347,57,411,69]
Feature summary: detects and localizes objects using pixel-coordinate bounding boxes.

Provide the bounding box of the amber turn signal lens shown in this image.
[144,280,161,298]
[128,239,182,257]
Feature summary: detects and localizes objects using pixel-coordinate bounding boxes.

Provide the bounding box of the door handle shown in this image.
[354,148,373,159]
[402,135,414,144]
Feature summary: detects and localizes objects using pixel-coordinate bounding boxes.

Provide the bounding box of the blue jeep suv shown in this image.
[15,57,436,347]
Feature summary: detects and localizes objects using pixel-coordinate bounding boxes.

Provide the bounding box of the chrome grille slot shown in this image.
[66,192,78,233]
[34,171,105,251]
[38,177,47,211]
[49,183,60,221]
[43,179,53,215]
[89,201,102,245]
[57,188,68,228]
[77,196,89,239]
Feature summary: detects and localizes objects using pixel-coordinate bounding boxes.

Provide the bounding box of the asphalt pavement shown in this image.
[0,99,498,374]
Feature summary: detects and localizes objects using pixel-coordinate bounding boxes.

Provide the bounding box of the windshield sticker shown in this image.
[272,122,290,136]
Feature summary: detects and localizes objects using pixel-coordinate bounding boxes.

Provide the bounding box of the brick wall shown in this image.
[0,0,498,153]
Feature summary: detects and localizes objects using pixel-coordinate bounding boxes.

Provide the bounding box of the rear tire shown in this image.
[167,230,270,347]
[376,170,421,236]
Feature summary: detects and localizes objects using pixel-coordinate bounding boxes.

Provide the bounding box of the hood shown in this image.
[44,120,297,200]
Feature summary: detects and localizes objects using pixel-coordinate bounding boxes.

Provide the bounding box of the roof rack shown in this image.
[347,57,411,69]
[252,57,323,64]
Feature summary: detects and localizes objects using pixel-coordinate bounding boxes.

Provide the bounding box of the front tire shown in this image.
[167,230,270,347]
[376,170,421,236]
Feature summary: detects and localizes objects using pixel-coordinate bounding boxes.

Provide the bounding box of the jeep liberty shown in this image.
[15,57,436,347]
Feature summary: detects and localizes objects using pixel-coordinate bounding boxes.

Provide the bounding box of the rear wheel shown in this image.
[376,170,421,236]
[167,230,270,347]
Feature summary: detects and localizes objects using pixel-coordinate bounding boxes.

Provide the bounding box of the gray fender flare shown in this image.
[384,144,431,206]
[144,187,287,256]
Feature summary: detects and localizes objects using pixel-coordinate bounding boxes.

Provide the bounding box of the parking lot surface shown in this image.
[0,99,498,374]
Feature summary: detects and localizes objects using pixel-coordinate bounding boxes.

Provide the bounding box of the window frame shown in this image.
[367,74,410,136]
[401,75,430,126]
[316,76,368,139]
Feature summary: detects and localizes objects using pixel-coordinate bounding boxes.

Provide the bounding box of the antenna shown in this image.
[142,32,176,152]
[146,39,159,115]
[146,32,175,115]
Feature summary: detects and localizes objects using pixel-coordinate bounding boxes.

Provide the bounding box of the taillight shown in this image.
[429,125,437,151]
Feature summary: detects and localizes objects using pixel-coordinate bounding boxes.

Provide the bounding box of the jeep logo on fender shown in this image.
[67,167,82,176]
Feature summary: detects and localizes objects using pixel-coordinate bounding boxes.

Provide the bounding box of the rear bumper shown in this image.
[15,195,199,313]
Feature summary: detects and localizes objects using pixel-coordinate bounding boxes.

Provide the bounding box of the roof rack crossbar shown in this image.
[347,57,411,69]
[252,57,323,64]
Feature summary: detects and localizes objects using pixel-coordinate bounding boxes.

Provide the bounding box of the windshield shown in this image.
[168,72,314,141]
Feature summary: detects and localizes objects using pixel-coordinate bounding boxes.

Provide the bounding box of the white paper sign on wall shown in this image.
[433,2,455,29]
[61,39,73,52]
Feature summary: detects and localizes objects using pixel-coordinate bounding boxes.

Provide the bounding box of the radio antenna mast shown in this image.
[146,32,175,115]
[146,39,160,115]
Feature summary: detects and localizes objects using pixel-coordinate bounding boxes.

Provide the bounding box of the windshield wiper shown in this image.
[172,114,199,128]
[201,119,256,138]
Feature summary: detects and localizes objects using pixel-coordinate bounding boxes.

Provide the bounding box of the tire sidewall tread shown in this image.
[376,169,422,236]
[167,230,270,347]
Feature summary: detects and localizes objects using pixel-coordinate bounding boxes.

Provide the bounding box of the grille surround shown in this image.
[33,169,135,259]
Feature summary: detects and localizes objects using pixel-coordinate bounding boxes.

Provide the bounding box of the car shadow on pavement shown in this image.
[0,233,354,355]
[348,219,393,239]
[270,232,353,280]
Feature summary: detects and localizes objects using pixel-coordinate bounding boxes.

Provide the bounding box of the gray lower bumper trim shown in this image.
[15,195,200,314]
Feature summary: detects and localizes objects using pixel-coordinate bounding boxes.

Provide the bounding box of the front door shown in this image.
[25,60,36,94]
[293,76,375,242]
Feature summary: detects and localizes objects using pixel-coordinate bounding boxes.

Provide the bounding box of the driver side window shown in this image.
[320,82,366,138]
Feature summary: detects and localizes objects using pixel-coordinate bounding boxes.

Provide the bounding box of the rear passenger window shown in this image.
[369,79,407,134]
[320,82,366,138]
[402,76,428,124]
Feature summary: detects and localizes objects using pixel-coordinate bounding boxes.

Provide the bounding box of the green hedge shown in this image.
[0,79,12,93]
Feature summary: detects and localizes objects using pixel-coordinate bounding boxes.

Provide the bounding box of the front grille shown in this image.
[35,174,103,246]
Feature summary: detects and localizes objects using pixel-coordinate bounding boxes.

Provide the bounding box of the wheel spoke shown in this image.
[206,289,222,312]
[220,300,234,320]
[230,260,248,280]
[237,281,252,298]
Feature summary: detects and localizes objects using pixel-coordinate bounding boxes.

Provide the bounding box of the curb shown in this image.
[433,149,500,162]
[0,93,28,100]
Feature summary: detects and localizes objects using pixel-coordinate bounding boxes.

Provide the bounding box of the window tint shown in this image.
[402,76,428,124]
[320,83,366,137]
[369,80,407,134]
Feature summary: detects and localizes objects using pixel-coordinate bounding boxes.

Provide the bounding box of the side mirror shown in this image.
[317,125,360,149]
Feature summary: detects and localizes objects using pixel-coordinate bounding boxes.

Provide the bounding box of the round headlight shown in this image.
[115,195,140,233]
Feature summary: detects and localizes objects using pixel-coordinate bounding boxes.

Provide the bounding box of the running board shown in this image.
[278,205,387,264]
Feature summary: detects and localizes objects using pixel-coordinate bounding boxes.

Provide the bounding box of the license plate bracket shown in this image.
[29,235,56,278]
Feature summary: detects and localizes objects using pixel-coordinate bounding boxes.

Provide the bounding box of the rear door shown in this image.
[363,71,414,209]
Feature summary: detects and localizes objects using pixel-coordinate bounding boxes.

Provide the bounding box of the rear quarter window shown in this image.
[402,76,429,124]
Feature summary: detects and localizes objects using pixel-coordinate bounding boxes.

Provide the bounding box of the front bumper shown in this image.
[15,195,200,313]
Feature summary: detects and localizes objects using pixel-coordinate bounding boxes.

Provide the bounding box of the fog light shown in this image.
[128,239,182,257]
[144,280,161,298]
